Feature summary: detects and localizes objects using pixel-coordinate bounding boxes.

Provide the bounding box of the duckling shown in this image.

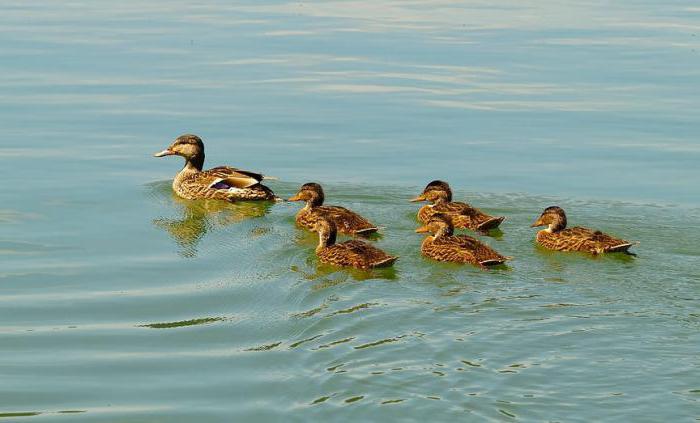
[154,134,276,201]
[288,183,378,236]
[312,216,397,269]
[411,180,504,232]
[416,214,510,268]
[531,206,637,254]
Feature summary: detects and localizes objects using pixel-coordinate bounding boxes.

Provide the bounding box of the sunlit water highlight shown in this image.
[1,1,699,421]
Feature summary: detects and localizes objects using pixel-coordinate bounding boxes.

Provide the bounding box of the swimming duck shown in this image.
[312,216,397,269]
[288,183,378,236]
[415,214,510,268]
[531,206,636,254]
[411,180,505,232]
[154,134,276,201]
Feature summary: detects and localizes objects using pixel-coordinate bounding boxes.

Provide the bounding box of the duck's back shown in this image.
[176,166,275,201]
[419,202,502,231]
[318,240,396,268]
[298,206,377,235]
[537,227,632,254]
[422,235,507,265]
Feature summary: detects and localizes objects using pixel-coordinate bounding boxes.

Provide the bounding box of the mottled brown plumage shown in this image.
[411,180,504,232]
[531,206,637,254]
[288,183,378,236]
[416,214,510,268]
[312,217,397,269]
[154,134,276,201]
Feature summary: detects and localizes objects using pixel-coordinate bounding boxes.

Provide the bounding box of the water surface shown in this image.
[1,1,699,421]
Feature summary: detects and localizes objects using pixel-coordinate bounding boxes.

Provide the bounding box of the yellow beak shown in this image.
[415,225,430,233]
[410,194,426,202]
[287,193,302,202]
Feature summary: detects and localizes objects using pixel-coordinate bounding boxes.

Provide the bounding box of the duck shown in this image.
[415,214,510,268]
[311,216,397,269]
[288,183,378,236]
[531,206,637,254]
[154,134,276,201]
[410,180,505,232]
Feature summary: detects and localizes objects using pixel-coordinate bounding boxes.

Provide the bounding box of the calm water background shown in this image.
[1,1,699,421]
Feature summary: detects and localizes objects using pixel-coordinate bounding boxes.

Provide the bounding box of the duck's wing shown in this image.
[201,166,265,189]
[316,206,378,234]
[321,240,395,268]
[451,235,509,264]
[564,227,634,253]
[437,202,503,230]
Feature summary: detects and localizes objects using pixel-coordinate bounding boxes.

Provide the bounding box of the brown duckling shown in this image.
[288,182,378,236]
[531,206,637,254]
[416,214,510,268]
[154,134,276,201]
[312,217,397,269]
[411,180,505,232]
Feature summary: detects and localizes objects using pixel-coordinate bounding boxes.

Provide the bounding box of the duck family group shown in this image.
[155,134,637,269]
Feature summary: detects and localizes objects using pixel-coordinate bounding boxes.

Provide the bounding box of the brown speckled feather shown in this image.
[318,240,397,269]
[418,202,504,231]
[297,206,377,235]
[175,167,275,201]
[421,234,509,267]
[536,227,634,254]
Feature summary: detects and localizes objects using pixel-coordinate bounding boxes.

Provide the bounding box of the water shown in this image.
[1,1,699,421]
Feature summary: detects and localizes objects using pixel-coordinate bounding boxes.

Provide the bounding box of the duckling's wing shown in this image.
[203,166,264,189]
[342,240,396,266]
[436,202,502,230]
[316,206,377,234]
[428,236,480,265]
[453,235,509,264]
[565,227,633,253]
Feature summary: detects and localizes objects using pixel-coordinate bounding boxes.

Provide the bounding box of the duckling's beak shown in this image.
[415,225,430,233]
[410,194,427,202]
[287,193,302,202]
[530,217,545,227]
[154,148,176,157]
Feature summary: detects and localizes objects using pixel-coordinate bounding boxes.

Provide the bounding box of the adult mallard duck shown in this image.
[416,214,510,268]
[288,183,378,236]
[154,134,276,201]
[411,180,505,232]
[312,216,397,269]
[531,206,637,254]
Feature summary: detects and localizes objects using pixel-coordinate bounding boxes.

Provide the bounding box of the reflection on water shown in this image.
[139,317,225,329]
[152,189,272,257]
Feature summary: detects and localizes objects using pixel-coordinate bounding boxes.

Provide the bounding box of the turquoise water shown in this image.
[1,1,699,421]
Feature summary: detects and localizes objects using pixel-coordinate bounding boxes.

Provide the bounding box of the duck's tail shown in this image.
[606,241,639,253]
[477,216,505,231]
[372,256,398,268]
[479,256,511,266]
[355,227,379,236]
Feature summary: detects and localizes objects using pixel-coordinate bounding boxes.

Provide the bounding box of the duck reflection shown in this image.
[154,192,272,257]
[291,256,398,286]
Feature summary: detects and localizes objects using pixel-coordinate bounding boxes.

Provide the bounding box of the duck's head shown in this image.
[531,206,567,232]
[311,215,337,250]
[415,213,454,237]
[410,180,452,203]
[288,182,324,206]
[154,134,205,170]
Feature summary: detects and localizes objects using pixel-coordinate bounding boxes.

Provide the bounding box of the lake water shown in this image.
[1,1,699,421]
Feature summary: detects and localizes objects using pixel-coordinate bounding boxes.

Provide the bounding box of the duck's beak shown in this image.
[287,193,302,202]
[530,216,545,227]
[153,148,175,157]
[410,194,426,202]
[415,225,430,233]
